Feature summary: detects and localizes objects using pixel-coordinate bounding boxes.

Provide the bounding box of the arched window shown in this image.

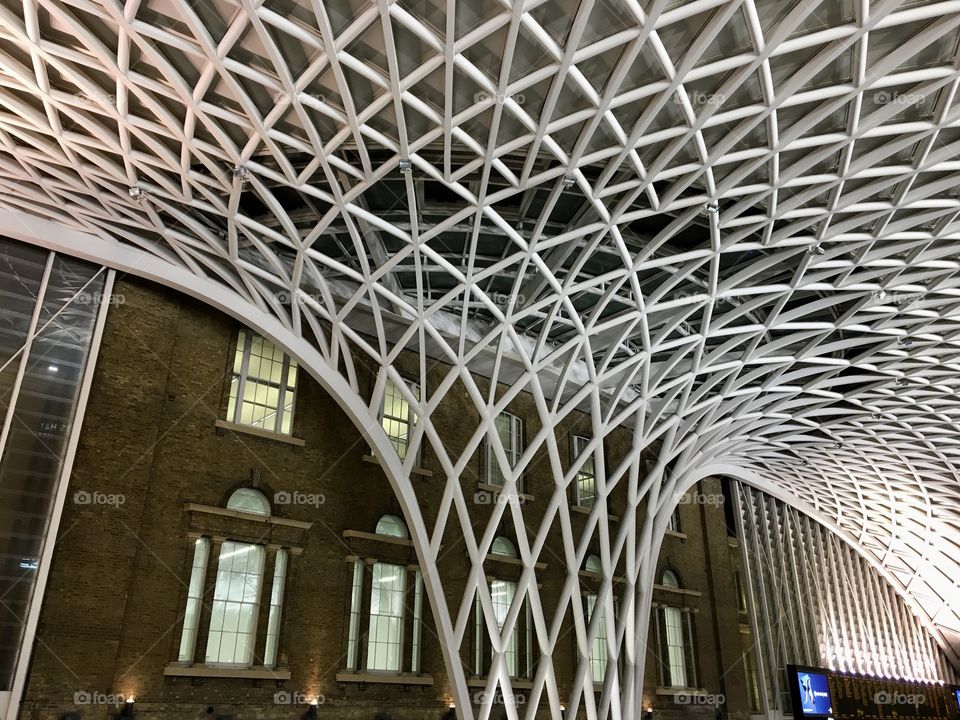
[654,568,697,689]
[342,514,422,675]
[375,514,408,538]
[585,554,602,573]
[491,536,517,557]
[226,488,270,516]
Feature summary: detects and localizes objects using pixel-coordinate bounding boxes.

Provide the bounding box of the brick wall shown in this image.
[18,277,750,720]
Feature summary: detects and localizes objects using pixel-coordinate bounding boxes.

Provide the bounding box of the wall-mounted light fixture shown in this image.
[303,699,318,720]
[119,698,135,719]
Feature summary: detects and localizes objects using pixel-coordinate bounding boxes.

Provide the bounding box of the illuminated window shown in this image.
[375,514,408,538]
[380,378,420,461]
[177,490,290,669]
[206,541,265,666]
[573,435,597,507]
[367,562,407,671]
[344,516,422,675]
[654,569,698,689]
[485,411,523,488]
[226,329,298,434]
[587,593,608,682]
[667,506,681,533]
[226,487,270,516]
[474,536,532,679]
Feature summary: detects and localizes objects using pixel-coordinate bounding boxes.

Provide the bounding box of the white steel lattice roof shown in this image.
[1,0,960,708]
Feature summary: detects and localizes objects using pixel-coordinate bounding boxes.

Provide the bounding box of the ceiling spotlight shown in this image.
[810,244,825,255]
[398,158,412,173]
[898,336,912,347]
[876,289,888,300]
[232,164,249,183]
[704,201,719,214]
[563,174,576,188]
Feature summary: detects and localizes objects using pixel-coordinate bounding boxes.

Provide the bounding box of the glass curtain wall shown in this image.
[0,237,108,694]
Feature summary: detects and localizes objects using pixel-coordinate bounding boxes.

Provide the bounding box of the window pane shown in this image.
[664,606,687,687]
[487,412,521,486]
[227,331,296,434]
[205,542,264,666]
[367,563,406,672]
[588,593,608,683]
[381,379,418,460]
[490,579,518,677]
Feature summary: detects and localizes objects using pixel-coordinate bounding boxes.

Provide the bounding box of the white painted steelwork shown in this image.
[0,1,959,717]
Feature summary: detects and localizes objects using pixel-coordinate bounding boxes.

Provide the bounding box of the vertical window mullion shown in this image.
[177,537,210,663]
[346,559,364,671]
[412,568,423,673]
[474,592,483,675]
[263,548,288,668]
[525,595,532,679]
[275,355,289,434]
[234,331,252,424]
[685,610,698,688]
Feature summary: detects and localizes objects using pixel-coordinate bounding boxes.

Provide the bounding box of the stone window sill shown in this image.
[664,529,687,540]
[215,419,305,447]
[571,504,619,521]
[342,529,413,547]
[164,663,291,680]
[652,583,702,598]
[476,482,535,503]
[467,678,534,690]
[335,672,433,685]
[362,454,433,477]
[655,686,708,696]
[185,503,312,530]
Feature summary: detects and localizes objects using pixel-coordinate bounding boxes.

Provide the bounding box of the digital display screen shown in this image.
[954,688,960,714]
[796,670,833,716]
